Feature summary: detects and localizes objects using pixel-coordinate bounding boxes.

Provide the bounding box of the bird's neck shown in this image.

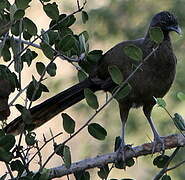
[144,29,171,48]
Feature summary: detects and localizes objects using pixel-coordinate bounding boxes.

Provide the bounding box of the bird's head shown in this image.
[150,11,181,35]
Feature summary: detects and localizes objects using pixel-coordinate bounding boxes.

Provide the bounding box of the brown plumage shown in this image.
[5,11,181,150]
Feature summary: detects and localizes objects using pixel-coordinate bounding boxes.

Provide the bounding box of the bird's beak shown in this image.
[167,25,182,35]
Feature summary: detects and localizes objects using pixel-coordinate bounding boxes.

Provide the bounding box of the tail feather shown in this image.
[5,78,100,135]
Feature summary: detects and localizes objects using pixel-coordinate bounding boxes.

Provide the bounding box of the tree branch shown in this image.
[45,133,184,178]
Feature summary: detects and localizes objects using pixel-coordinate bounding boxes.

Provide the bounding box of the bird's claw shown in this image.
[116,142,134,161]
[152,136,165,155]
[115,142,135,169]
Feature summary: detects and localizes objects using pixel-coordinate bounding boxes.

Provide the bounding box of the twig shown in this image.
[49,128,55,144]
[154,147,180,180]
[0,37,41,49]
[167,159,185,171]
[9,84,29,106]
[18,19,23,90]
[5,163,14,179]
[77,0,81,10]
[26,132,63,166]
[35,141,43,169]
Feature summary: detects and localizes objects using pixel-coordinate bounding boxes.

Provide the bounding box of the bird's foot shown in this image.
[115,142,135,169]
[117,143,133,159]
[152,135,165,154]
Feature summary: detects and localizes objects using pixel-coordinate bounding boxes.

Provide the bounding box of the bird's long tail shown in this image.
[5,78,101,135]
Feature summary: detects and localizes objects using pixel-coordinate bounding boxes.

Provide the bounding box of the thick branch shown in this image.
[47,133,185,178]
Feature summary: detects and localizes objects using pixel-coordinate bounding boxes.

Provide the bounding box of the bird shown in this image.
[5,11,181,152]
[0,79,11,120]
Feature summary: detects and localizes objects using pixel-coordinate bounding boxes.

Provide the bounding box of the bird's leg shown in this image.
[117,103,131,161]
[143,104,165,153]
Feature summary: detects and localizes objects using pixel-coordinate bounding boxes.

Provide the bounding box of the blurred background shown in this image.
[1,0,185,179]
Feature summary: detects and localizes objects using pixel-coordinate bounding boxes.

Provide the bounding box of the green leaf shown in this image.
[177,92,185,101]
[26,81,42,101]
[21,49,38,66]
[15,0,31,9]
[58,34,76,52]
[125,158,135,167]
[23,17,37,36]
[10,160,24,176]
[79,31,89,42]
[114,84,131,100]
[13,9,25,20]
[0,147,13,162]
[82,11,88,24]
[36,62,45,76]
[11,21,20,36]
[15,104,24,112]
[149,27,164,44]
[25,132,36,146]
[43,3,59,20]
[60,14,76,28]
[39,168,51,180]
[62,113,75,134]
[21,108,32,124]
[0,134,15,151]
[63,145,71,169]
[1,47,11,62]
[84,88,99,109]
[161,175,171,180]
[154,97,166,108]
[97,165,109,179]
[87,50,103,63]
[48,30,58,45]
[0,130,5,137]
[77,70,87,82]
[173,113,185,131]
[23,30,32,40]
[46,62,57,76]
[58,27,73,38]
[0,0,10,10]
[40,42,54,59]
[123,44,143,61]
[153,155,170,168]
[54,143,64,157]
[74,171,90,180]
[79,33,87,53]
[40,83,49,92]
[88,123,107,140]
[49,14,76,29]
[9,4,17,22]
[108,65,123,85]
[115,160,125,169]
[41,29,49,43]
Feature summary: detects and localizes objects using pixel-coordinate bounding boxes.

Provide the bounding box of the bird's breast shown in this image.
[129,45,176,101]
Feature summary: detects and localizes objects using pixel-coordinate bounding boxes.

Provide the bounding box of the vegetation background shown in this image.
[1,0,185,179]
